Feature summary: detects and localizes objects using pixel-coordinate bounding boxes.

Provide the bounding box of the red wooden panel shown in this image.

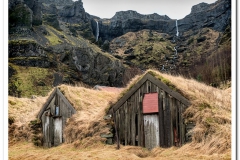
[143,93,159,114]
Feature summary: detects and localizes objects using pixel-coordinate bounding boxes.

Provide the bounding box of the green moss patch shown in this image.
[8,63,54,97]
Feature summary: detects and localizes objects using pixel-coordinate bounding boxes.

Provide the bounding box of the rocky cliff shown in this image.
[111,10,170,21]
[59,0,89,23]
[8,0,126,97]
[96,0,230,42]
[8,0,231,97]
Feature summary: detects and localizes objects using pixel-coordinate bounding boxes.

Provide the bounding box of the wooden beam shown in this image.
[159,90,165,147]
[37,88,57,119]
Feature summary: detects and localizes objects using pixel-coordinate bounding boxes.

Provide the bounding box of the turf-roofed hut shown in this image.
[107,71,193,150]
[37,87,76,147]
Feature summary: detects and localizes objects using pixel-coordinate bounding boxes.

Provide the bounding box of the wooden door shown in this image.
[53,117,62,146]
[143,114,160,150]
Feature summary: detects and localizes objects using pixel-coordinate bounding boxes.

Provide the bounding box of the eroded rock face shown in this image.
[111,10,170,21]
[178,0,231,33]
[97,10,173,41]
[24,0,43,25]
[59,0,88,23]
[96,0,231,41]
[9,2,33,29]
[9,0,43,31]
[8,40,53,68]
[39,0,73,7]
[9,40,46,58]
[72,47,124,86]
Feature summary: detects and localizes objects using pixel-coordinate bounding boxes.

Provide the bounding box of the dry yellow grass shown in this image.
[9,142,231,160]
[9,70,231,159]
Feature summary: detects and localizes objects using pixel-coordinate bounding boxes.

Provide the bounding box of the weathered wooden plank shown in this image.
[169,96,174,146]
[132,111,135,146]
[139,86,144,146]
[165,93,171,147]
[144,114,160,150]
[175,100,180,146]
[127,99,131,145]
[138,92,142,146]
[124,102,127,145]
[179,103,185,145]
[115,109,120,143]
[159,90,165,147]
[111,108,119,148]
[162,91,168,146]
[119,107,124,144]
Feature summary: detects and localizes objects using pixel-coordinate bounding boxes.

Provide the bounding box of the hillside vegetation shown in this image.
[9,70,231,160]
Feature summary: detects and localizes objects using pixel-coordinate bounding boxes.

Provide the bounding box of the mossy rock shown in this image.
[9,4,33,29]
[43,14,61,30]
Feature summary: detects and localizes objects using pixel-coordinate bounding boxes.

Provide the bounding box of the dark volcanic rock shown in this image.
[9,57,53,68]
[178,0,231,33]
[39,0,73,8]
[95,0,230,42]
[9,3,33,29]
[24,0,43,25]
[59,0,89,23]
[72,47,124,86]
[98,18,172,41]
[9,40,46,58]
[42,4,58,14]
[111,10,170,21]
[9,0,43,31]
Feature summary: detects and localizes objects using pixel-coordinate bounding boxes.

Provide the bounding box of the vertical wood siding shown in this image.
[113,80,188,148]
[41,89,76,147]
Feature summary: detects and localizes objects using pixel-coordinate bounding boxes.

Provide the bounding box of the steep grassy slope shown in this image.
[8,63,54,97]
[110,30,175,69]
[9,22,125,97]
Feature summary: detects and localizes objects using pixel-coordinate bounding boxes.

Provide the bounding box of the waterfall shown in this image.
[161,65,165,71]
[95,20,99,42]
[174,47,177,55]
[176,20,179,36]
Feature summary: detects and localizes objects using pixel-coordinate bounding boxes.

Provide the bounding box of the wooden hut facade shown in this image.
[37,88,76,147]
[108,73,191,149]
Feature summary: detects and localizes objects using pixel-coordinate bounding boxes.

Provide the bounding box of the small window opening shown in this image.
[55,106,59,116]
